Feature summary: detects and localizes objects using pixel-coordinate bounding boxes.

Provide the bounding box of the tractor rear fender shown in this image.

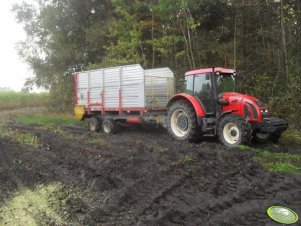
[167,94,206,126]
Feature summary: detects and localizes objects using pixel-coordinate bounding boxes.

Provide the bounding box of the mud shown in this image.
[0,121,300,225]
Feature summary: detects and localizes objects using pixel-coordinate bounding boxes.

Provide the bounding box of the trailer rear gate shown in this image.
[75,64,175,115]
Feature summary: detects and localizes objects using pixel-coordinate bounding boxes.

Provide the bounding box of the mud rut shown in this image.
[0,122,300,226]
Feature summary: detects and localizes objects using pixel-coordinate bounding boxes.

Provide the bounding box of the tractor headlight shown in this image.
[260,109,269,118]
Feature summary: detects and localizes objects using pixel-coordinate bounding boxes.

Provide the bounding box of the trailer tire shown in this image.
[167,100,201,142]
[218,114,251,148]
[253,132,271,144]
[88,117,101,132]
[102,119,117,134]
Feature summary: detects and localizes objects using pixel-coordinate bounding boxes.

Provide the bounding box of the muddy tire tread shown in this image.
[167,100,201,142]
[218,114,251,148]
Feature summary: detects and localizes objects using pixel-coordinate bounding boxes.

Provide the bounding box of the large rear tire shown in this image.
[167,100,201,142]
[218,114,251,148]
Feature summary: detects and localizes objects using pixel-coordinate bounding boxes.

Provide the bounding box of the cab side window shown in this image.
[194,74,214,114]
[185,76,194,95]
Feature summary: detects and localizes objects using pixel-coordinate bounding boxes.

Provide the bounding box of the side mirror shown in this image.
[218,93,229,106]
[218,99,229,106]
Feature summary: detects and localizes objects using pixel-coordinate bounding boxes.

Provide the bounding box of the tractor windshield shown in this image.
[216,73,235,94]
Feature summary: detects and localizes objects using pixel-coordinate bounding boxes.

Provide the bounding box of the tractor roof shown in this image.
[185,67,236,76]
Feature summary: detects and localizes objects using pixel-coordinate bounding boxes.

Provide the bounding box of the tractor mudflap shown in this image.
[254,117,288,133]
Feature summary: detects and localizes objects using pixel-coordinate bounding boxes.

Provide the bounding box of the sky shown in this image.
[0,0,37,92]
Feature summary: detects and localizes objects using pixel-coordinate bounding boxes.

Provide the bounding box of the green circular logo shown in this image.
[267,206,299,224]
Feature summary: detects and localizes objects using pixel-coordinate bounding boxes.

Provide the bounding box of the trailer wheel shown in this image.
[167,100,201,142]
[218,114,251,148]
[102,119,117,134]
[88,117,101,132]
[253,132,271,144]
[271,132,281,143]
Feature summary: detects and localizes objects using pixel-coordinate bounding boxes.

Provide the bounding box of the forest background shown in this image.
[13,0,301,128]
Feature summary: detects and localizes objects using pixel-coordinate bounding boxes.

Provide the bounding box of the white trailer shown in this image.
[74,64,175,133]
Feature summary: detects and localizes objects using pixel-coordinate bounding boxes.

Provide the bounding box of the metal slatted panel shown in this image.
[104,67,119,108]
[77,71,89,105]
[76,64,145,110]
[121,65,144,108]
[144,68,174,108]
[89,69,103,104]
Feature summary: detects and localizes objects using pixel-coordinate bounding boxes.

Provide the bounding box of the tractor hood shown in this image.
[222,92,258,103]
[221,92,268,122]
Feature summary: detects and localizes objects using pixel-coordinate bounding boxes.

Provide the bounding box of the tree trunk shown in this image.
[233,6,237,70]
[185,9,196,69]
[179,22,193,69]
[297,0,301,66]
[280,0,289,80]
[151,9,156,68]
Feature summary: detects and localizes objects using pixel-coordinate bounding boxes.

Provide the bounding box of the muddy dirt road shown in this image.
[0,111,300,225]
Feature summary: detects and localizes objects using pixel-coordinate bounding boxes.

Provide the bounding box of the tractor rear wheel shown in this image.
[88,117,101,132]
[218,114,251,148]
[167,100,201,142]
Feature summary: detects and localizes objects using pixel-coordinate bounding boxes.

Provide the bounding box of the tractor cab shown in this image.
[183,67,236,117]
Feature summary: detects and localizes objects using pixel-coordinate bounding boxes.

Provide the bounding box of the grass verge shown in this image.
[254,151,301,174]
[280,129,301,147]
[0,183,69,226]
[0,127,42,149]
[17,113,84,127]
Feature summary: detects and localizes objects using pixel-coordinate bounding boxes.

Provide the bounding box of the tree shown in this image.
[13,0,301,127]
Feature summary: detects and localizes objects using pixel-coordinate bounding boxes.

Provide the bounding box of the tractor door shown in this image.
[194,74,215,114]
[185,74,215,115]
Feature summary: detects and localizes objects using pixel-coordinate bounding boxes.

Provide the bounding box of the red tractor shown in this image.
[74,65,288,147]
[166,67,288,147]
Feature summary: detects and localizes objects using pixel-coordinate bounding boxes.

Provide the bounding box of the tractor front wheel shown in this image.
[218,114,251,148]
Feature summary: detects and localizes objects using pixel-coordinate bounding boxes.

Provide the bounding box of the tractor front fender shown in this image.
[167,94,206,117]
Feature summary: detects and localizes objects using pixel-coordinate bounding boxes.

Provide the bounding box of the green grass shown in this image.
[17,113,84,127]
[238,145,252,151]
[0,183,69,226]
[254,151,301,174]
[0,127,42,149]
[235,131,301,174]
[0,92,49,110]
[280,129,301,147]
[16,113,86,144]
[85,138,111,148]
[154,145,169,153]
